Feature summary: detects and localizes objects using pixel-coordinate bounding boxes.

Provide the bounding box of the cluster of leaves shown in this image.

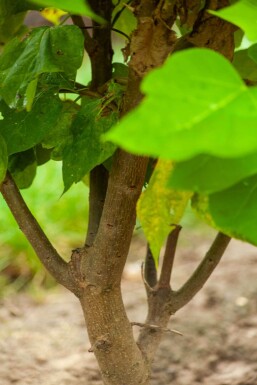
[107,0,257,261]
[1,0,257,266]
[0,0,125,193]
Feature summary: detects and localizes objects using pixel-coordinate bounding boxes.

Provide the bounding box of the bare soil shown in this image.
[1,233,257,385]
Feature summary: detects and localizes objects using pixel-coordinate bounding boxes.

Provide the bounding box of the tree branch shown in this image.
[0,172,75,292]
[171,232,231,313]
[158,225,181,288]
[144,244,157,289]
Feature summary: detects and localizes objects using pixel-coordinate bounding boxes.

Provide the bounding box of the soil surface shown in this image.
[1,232,257,385]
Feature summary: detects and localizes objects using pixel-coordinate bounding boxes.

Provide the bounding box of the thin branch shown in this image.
[0,172,75,292]
[71,15,96,57]
[171,232,231,313]
[158,225,182,288]
[131,322,183,336]
[144,244,157,289]
[85,165,109,247]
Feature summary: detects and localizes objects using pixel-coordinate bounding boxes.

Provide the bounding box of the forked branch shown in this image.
[0,172,75,292]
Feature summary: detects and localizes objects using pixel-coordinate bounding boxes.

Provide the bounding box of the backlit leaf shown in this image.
[40,8,67,25]
[137,159,191,264]
[106,49,257,161]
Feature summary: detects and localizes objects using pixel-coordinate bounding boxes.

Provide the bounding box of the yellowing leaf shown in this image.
[41,8,67,25]
[137,159,191,265]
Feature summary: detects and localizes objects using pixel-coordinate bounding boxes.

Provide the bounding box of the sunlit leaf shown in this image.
[106,49,257,161]
[29,0,103,22]
[137,159,191,264]
[209,0,257,41]
[40,7,67,25]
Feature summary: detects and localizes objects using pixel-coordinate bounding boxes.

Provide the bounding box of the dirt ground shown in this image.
[1,230,257,385]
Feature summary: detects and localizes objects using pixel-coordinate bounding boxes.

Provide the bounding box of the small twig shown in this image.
[112,0,134,27]
[131,322,183,336]
[159,225,182,288]
[144,244,157,288]
[141,262,155,293]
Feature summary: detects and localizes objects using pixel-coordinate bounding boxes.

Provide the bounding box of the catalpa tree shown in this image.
[0,0,256,384]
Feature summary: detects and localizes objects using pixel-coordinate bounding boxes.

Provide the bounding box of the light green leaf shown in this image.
[209,174,257,245]
[62,98,117,191]
[0,134,7,183]
[106,48,257,161]
[209,0,257,42]
[0,93,63,155]
[28,0,103,22]
[8,149,37,189]
[0,25,84,108]
[169,152,257,194]
[137,160,191,264]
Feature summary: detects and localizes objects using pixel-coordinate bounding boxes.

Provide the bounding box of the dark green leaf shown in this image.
[34,144,52,165]
[0,25,84,108]
[0,93,63,155]
[209,174,257,245]
[63,98,117,191]
[107,49,257,161]
[169,152,257,193]
[8,148,37,189]
[0,133,7,183]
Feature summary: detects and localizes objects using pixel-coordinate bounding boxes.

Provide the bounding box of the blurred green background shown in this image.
[0,160,89,295]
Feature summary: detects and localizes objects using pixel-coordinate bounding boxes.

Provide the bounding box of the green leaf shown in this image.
[233,49,257,82]
[0,25,84,108]
[209,0,257,41]
[137,160,191,264]
[42,100,80,160]
[106,48,257,161]
[8,149,37,189]
[169,152,257,194]
[0,93,63,155]
[209,174,257,245]
[28,0,103,22]
[0,133,7,183]
[62,98,117,191]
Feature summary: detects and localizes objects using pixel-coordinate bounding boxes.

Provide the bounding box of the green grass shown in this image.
[0,160,89,293]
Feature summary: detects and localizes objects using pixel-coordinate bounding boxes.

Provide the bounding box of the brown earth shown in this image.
[0,231,257,385]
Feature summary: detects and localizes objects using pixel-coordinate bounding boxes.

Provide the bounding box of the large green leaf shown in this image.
[137,160,191,264]
[210,0,257,41]
[0,133,7,183]
[209,174,257,245]
[62,98,117,191]
[0,25,84,108]
[106,49,257,161]
[29,0,102,22]
[0,93,62,155]
[169,152,257,194]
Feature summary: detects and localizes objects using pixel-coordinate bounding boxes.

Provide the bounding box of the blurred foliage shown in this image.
[0,160,88,294]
